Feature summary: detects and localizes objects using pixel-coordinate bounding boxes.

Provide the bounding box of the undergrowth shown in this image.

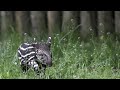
[0,31,120,79]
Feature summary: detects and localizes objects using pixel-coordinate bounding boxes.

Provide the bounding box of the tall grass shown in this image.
[0,28,120,79]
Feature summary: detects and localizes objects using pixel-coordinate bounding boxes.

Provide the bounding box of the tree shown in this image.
[0,11,1,35]
[115,11,120,33]
[47,11,62,36]
[98,11,114,38]
[62,11,79,33]
[15,11,31,36]
[0,11,14,38]
[30,11,47,38]
[80,11,97,40]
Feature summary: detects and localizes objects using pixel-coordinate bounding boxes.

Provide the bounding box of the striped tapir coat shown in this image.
[17,37,52,74]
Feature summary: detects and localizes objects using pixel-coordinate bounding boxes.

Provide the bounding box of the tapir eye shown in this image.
[35,49,38,52]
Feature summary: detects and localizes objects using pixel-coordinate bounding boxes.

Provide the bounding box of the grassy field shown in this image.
[0,32,120,79]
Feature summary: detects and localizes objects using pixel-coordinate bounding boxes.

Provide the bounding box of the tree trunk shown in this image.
[30,11,47,38]
[62,11,79,32]
[0,11,14,38]
[115,11,120,33]
[90,11,98,37]
[0,11,2,40]
[15,11,31,36]
[115,11,120,40]
[47,11,62,36]
[98,11,114,37]
[80,11,97,40]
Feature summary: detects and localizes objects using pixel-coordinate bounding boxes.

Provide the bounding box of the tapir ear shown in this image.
[46,37,51,47]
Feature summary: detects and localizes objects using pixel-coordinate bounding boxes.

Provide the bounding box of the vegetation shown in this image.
[0,28,120,79]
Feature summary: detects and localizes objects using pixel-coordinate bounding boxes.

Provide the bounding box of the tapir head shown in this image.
[35,37,52,67]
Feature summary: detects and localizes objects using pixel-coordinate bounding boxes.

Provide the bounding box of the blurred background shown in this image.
[0,11,119,41]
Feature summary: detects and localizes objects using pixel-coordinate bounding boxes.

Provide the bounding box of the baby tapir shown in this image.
[17,37,52,75]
